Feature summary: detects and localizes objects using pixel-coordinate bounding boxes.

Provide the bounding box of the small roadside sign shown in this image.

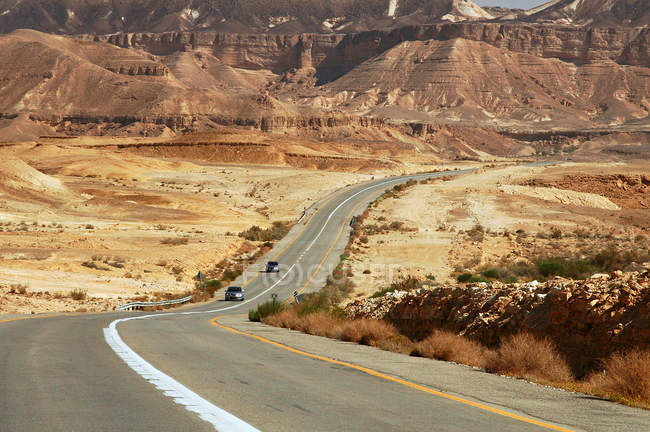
[195,271,205,289]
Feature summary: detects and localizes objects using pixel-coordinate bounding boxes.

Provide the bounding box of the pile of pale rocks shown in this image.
[346,268,649,372]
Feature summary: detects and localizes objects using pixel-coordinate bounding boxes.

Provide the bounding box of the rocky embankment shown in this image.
[346,269,650,374]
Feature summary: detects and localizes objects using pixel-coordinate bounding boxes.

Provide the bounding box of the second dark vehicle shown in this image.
[265,261,280,272]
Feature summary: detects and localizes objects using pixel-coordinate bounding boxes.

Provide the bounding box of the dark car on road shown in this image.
[225,286,244,301]
[266,261,280,273]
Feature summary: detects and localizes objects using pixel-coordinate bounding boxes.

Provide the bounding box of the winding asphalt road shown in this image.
[2,168,649,431]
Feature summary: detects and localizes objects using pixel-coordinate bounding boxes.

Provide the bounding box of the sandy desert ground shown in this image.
[0,139,376,313]
[0,130,467,314]
[1,128,646,314]
[344,161,650,299]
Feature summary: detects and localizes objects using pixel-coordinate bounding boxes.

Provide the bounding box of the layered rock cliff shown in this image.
[92,23,649,82]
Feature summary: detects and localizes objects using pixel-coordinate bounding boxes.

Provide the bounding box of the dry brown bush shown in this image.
[161,237,189,246]
[9,284,28,294]
[265,312,406,353]
[69,289,87,301]
[485,333,573,383]
[340,319,399,345]
[191,291,211,303]
[414,331,488,368]
[298,313,344,339]
[586,349,650,407]
[373,334,414,355]
[263,310,298,329]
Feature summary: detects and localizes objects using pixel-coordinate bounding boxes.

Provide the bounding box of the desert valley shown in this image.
[0,0,648,424]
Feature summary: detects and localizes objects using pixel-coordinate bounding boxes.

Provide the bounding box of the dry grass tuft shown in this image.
[161,237,189,246]
[69,288,87,301]
[373,334,414,355]
[299,313,344,338]
[414,331,488,368]
[586,349,650,407]
[340,318,399,345]
[485,333,573,384]
[263,309,299,329]
[265,311,343,338]
[265,311,405,352]
[9,284,28,294]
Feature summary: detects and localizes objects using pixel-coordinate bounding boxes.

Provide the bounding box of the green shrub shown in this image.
[249,300,286,322]
[536,258,594,280]
[457,273,472,283]
[469,275,489,283]
[221,268,242,282]
[538,260,567,277]
[239,221,290,242]
[482,268,500,279]
[297,291,331,316]
[298,273,355,315]
[206,279,221,289]
[203,279,221,296]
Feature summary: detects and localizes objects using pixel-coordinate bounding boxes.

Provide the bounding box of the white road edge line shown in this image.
[103,321,260,432]
[102,265,297,431]
[103,170,472,431]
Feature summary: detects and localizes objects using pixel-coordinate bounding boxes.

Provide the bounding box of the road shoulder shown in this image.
[218,315,649,432]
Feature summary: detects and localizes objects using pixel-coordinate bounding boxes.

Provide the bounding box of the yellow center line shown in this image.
[210,175,575,432]
[241,189,342,289]
[210,316,574,432]
[281,197,366,304]
[271,189,342,261]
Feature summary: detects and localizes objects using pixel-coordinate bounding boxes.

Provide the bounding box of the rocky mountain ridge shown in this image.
[0,21,647,144]
[93,23,649,71]
[519,0,650,27]
[0,0,494,35]
[86,23,650,129]
[0,0,645,36]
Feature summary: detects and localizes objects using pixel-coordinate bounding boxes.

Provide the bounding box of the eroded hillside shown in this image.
[0,21,646,159]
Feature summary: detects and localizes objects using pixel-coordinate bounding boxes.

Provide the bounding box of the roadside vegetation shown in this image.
[239,221,292,242]
[249,246,649,409]
[255,293,650,409]
[455,247,650,283]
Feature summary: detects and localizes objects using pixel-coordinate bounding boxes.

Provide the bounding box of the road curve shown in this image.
[2,168,648,431]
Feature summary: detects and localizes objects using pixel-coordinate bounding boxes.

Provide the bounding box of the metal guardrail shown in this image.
[116,295,193,311]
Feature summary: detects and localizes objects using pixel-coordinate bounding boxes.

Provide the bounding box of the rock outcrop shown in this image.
[104,62,169,76]
[521,0,650,28]
[346,270,650,374]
